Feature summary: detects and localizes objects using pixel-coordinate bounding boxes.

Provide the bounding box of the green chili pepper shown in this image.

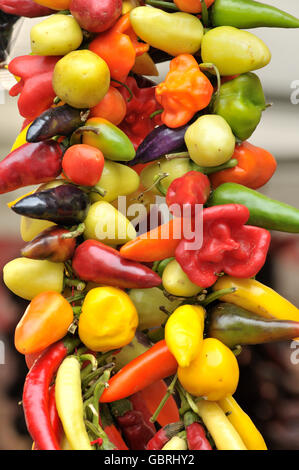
[207,302,299,348]
[211,0,299,29]
[214,73,266,141]
[208,182,299,233]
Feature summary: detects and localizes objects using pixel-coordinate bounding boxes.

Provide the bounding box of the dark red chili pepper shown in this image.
[99,404,129,450]
[0,141,62,194]
[129,391,156,434]
[72,239,162,289]
[0,0,54,17]
[146,422,184,450]
[184,411,212,450]
[166,170,211,217]
[21,224,84,262]
[22,337,79,451]
[11,184,90,225]
[8,55,60,120]
[175,204,271,288]
[110,398,156,450]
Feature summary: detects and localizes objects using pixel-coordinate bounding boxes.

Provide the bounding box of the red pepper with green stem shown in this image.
[0,141,62,194]
[184,411,213,450]
[99,404,129,450]
[8,55,60,120]
[22,337,79,450]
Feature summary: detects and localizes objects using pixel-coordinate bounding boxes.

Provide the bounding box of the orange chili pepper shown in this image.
[210,141,277,190]
[155,54,214,128]
[120,218,184,262]
[174,0,215,13]
[89,13,149,84]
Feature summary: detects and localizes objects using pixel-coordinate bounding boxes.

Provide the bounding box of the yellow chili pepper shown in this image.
[10,124,31,152]
[162,436,188,450]
[165,304,205,368]
[196,400,247,450]
[55,356,93,450]
[213,275,299,330]
[78,287,138,352]
[218,395,267,450]
[178,338,239,401]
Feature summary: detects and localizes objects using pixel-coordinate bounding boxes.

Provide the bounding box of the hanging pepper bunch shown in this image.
[1,0,299,452]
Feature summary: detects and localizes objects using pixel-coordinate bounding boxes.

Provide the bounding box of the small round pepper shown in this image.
[78,286,139,352]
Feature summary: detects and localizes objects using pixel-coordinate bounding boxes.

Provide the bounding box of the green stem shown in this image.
[150,374,178,423]
[150,109,163,119]
[145,0,179,10]
[57,9,70,14]
[66,293,86,303]
[192,159,238,175]
[199,62,221,106]
[165,151,189,160]
[200,287,237,307]
[62,223,85,239]
[79,354,98,371]
[200,0,210,28]
[111,79,133,102]
[153,172,169,196]
[64,278,86,291]
[88,186,107,198]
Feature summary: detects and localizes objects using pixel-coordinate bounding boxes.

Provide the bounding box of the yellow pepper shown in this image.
[213,275,299,326]
[162,259,202,297]
[78,287,138,352]
[218,395,267,450]
[196,401,247,450]
[162,436,188,450]
[131,52,159,77]
[20,216,55,242]
[165,304,205,368]
[178,338,239,401]
[122,0,140,15]
[10,124,31,152]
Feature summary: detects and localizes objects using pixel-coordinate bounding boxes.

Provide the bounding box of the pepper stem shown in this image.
[165,151,190,160]
[150,109,163,119]
[64,278,86,291]
[200,0,210,28]
[153,172,168,196]
[200,287,237,307]
[145,0,179,11]
[111,79,133,102]
[192,159,239,175]
[78,354,98,371]
[199,62,221,107]
[150,373,178,423]
[62,223,85,239]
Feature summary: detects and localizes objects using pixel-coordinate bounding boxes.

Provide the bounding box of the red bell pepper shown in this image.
[0,0,54,17]
[0,141,62,194]
[175,204,271,288]
[8,55,60,120]
[166,171,211,217]
[118,76,162,150]
[72,239,162,289]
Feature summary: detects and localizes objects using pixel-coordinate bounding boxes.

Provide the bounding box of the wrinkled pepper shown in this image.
[175,204,271,288]
[0,0,54,17]
[155,54,213,128]
[11,184,90,225]
[211,0,299,29]
[146,422,184,450]
[212,276,299,336]
[208,182,299,233]
[118,76,162,149]
[210,141,277,190]
[89,12,148,85]
[208,302,299,348]
[0,141,62,194]
[184,411,213,450]
[214,73,267,141]
[72,239,162,289]
[8,55,60,120]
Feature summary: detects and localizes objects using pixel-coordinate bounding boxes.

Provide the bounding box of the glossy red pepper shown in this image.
[118,76,162,149]
[8,55,60,120]
[62,144,105,187]
[0,0,54,16]
[146,422,184,450]
[33,385,63,451]
[0,141,62,194]
[22,337,79,450]
[184,411,212,450]
[110,398,156,450]
[175,204,271,288]
[72,239,162,289]
[141,380,180,428]
[166,171,211,217]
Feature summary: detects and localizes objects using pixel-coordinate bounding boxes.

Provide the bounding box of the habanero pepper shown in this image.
[155,54,214,128]
[184,411,213,450]
[146,422,184,450]
[8,55,60,120]
[175,204,271,288]
[110,398,156,450]
[0,141,62,194]
[22,337,79,450]
[72,239,162,289]
[0,0,54,17]
[210,141,277,190]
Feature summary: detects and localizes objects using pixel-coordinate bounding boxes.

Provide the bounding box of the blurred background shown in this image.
[0,0,299,450]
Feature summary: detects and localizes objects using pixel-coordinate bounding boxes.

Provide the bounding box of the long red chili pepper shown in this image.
[146,421,184,450]
[22,337,79,450]
[100,340,178,403]
[33,385,63,451]
[99,404,129,450]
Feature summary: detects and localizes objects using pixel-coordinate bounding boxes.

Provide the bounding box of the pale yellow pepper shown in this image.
[10,124,31,152]
[218,395,267,450]
[132,52,159,77]
[178,338,239,401]
[78,287,138,352]
[196,401,247,450]
[165,304,205,368]
[162,259,202,297]
[162,436,188,450]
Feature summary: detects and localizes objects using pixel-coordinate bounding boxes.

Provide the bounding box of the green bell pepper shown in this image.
[211,0,299,29]
[214,73,266,142]
[208,182,299,233]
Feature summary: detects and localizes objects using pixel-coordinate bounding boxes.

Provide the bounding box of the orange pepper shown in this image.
[89,13,149,84]
[210,141,277,190]
[89,86,127,125]
[33,0,71,10]
[141,380,180,427]
[174,0,215,13]
[120,218,183,262]
[155,54,214,128]
[14,291,73,355]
